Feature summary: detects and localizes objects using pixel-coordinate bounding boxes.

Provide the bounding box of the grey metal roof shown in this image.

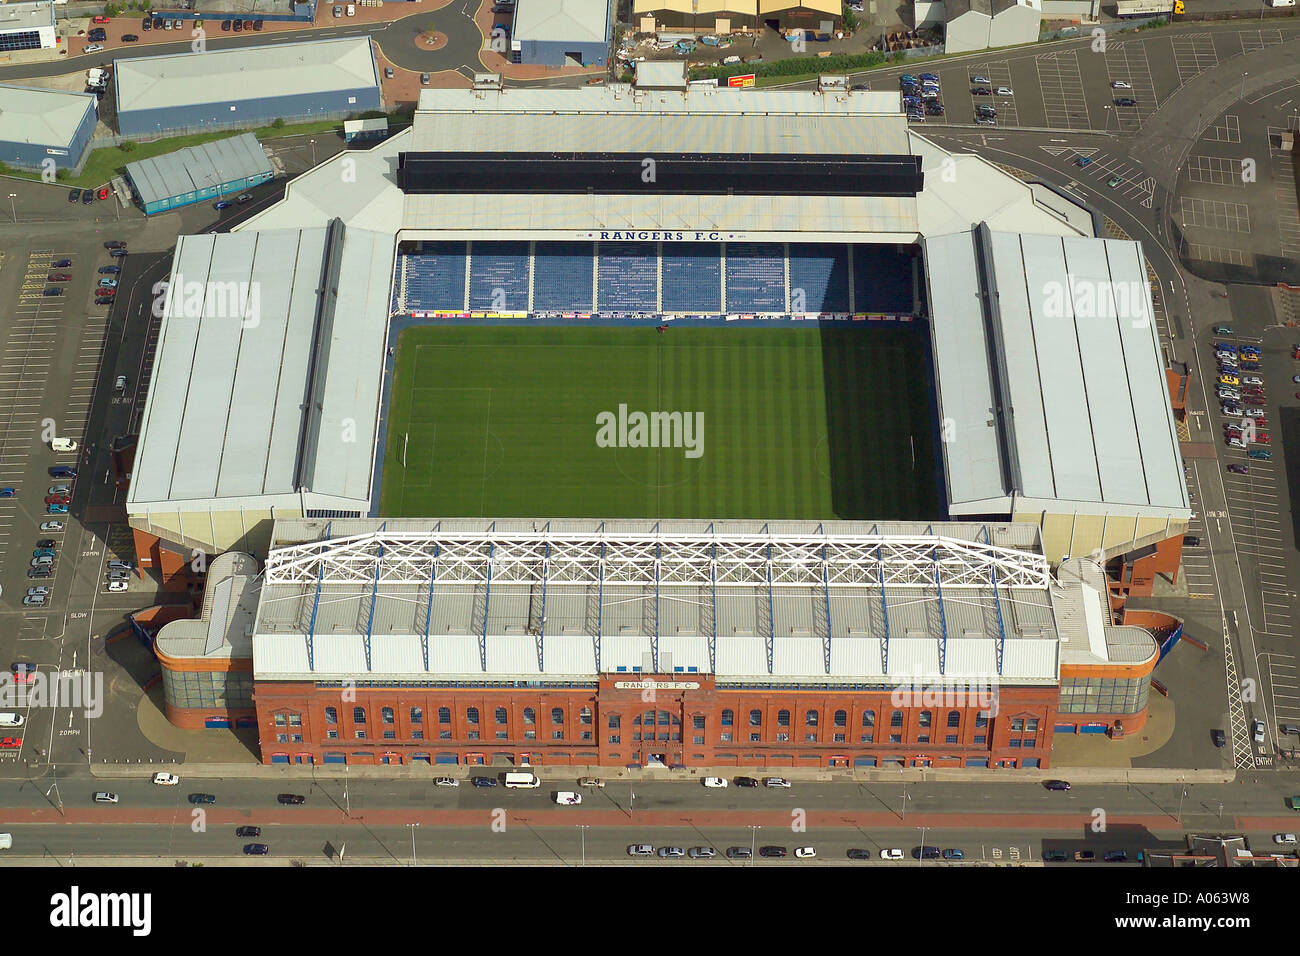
[125,133,272,206]
[252,518,1064,684]
[0,83,94,148]
[128,225,389,508]
[413,85,908,154]
[114,36,379,114]
[512,0,611,45]
[0,1,54,30]
[929,227,1190,516]
[155,551,261,659]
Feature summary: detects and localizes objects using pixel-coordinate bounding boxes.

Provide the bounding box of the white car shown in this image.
[1274,833,1298,844]
[107,580,128,592]
[346,2,355,13]
[0,714,24,728]
[763,777,791,788]
[1228,437,1247,449]
[1253,719,1266,742]
[1242,376,1264,386]
[554,791,582,805]
[578,776,605,788]
[881,848,904,860]
[702,776,728,788]
[152,772,180,786]
[84,44,104,53]
[794,846,816,858]
[434,776,459,787]
[1111,80,1132,89]
[995,87,1014,96]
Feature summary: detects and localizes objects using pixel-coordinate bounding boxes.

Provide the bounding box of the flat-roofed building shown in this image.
[0,1,57,51]
[510,0,612,67]
[0,83,96,170]
[125,132,274,214]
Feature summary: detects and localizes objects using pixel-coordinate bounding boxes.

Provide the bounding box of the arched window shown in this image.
[890,710,903,727]
[381,707,394,724]
[438,707,450,724]
[919,710,932,728]
[466,707,479,725]
[749,709,762,727]
[579,707,592,725]
[777,709,791,727]
[353,707,366,724]
[721,709,734,726]
[833,709,847,727]
[947,710,961,728]
[495,707,508,724]
[523,707,536,725]
[324,706,337,724]
[410,707,423,725]
[806,709,819,726]
[658,710,670,724]
[862,710,875,727]
[551,707,564,724]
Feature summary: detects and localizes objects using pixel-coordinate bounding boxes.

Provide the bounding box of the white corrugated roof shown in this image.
[0,84,94,148]
[513,0,610,45]
[115,37,378,114]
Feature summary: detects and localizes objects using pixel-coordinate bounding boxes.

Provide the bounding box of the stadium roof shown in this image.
[114,37,379,114]
[928,224,1190,518]
[126,133,272,206]
[412,86,907,155]
[0,2,54,31]
[155,551,261,660]
[129,223,390,510]
[512,0,610,45]
[252,518,1067,685]
[0,84,94,148]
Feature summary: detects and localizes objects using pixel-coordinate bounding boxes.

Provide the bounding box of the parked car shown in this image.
[794,846,817,859]
[1104,850,1128,862]
[578,777,604,788]
[236,826,261,837]
[421,73,430,85]
[1074,849,1096,862]
[92,14,109,22]
[236,193,253,204]
[942,848,965,860]
[222,18,231,30]
[734,776,759,787]
[1115,97,1137,106]
[971,74,990,83]
[995,87,1014,96]
[107,581,128,592]
[332,4,342,14]
[27,568,52,579]
[122,34,138,41]
[1274,833,1298,844]
[1111,79,1132,89]
[627,844,654,856]
[764,777,791,788]
[68,189,82,204]
[0,487,15,497]
[93,791,119,803]
[976,117,997,126]
[346,3,355,14]
[84,43,104,53]
[433,776,459,787]
[724,846,752,859]
[687,846,716,859]
[277,793,306,804]
[1248,449,1271,460]
[22,595,47,607]
[847,848,872,860]
[913,845,941,859]
[702,776,728,788]
[657,846,685,858]
[1212,728,1226,747]
[1044,780,1071,791]
[98,277,118,288]
[1212,324,1233,335]
[152,772,180,786]
[1075,156,1092,167]
[881,848,904,860]
[971,87,992,95]
[40,521,64,532]
[43,288,63,296]
[1228,464,1249,475]
[1253,719,1267,743]
[470,776,496,788]
[758,845,787,858]
[110,248,128,258]
[187,793,216,805]
[243,843,269,855]
[254,19,263,30]
[105,240,127,249]
[1042,848,1069,861]
[1107,176,1123,188]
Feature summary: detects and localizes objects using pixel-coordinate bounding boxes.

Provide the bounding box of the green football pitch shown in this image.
[378,325,944,521]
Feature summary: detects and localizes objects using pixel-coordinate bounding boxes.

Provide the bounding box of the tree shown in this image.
[120,140,138,152]
[271,118,286,129]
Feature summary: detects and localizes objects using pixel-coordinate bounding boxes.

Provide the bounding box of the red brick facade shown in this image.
[253,676,1061,768]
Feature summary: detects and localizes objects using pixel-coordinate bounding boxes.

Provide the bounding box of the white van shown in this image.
[504,772,540,789]
[0,713,24,728]
[51,437,78,452]
[554,791,582,805]
[0,833,11,851]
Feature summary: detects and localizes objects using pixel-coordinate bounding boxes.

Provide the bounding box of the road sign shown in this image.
[727,74,755,88]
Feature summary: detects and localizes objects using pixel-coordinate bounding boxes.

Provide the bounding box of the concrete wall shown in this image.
[990,3,1041,45]
[914,0,946,28]
[942,10,991,52]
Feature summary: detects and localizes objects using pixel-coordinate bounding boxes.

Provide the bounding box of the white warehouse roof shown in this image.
[114,37,379,114]
[0,84,94,148]
[513,0,612,45]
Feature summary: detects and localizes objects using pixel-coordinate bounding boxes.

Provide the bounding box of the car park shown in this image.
[628,844,654,856]
[657,846,684,858]
[759,845,787,858]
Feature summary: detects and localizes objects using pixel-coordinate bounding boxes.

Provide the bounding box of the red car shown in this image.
[92,14,109,22]
[48,273,71,281]
[98,187,109,200]
[0,737,21,749]
[98,288,116,296]
[1224,427,1242,438]
[44,494,70,505]
[1255,433,1271,444]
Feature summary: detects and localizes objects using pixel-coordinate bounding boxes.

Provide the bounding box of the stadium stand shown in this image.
[853,244,916,314]
[398,241,468,312]
[724,242,786,312]
[661,242,722,314]
[533,241,595,313]
[788,243,851,314]
[468,241,530,311]
[597,242,659,312]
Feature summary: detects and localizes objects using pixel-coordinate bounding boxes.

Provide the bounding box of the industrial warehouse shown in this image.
[129,76,1191,768]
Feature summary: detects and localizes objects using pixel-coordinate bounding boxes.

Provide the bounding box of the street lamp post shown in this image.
[901,782,909,821]
[917,826,928,866]
[578,824,590,867]
[748,825,760,867]
[1239,72,1248,102]
[7,193,15,224]
[1176,786,1188,822]
[407,822,419,867]
[309,138,317,166]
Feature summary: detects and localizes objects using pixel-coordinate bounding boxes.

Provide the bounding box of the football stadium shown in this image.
[134,76,1191,768]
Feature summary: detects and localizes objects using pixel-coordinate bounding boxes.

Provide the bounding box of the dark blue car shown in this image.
[243,843,269,855]
[471,776,497,788]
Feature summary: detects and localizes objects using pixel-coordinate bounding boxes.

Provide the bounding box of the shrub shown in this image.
[271,117,286,129]
[119,140,138,152]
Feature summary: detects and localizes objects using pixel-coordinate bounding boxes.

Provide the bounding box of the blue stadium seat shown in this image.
[532,241,595,312]
[788,243,850,313]
[397,241,468,312]
[853,244,916,314]
[597,242,658,312]
[725,242,785,312]
[468,241,530,311]
[661,243,721,313]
